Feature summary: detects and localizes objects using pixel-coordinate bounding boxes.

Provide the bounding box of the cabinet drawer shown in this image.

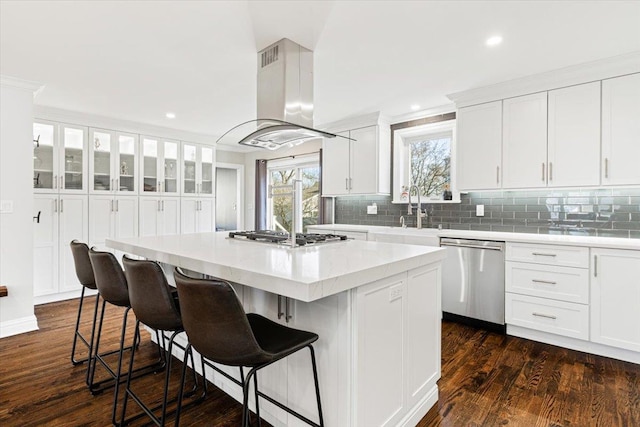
[506,262,589,304]
[505,293,589,340]
[506,243,589,268]
[342,231,368,241]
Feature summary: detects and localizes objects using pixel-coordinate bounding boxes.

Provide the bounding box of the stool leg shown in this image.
[242,368,259,427]
[309,345,324,427]
[111,306,132,426]
[87,299,107,389]
[119,319,140,427]
[253,371,261,427]
[175,343,192,427]
[71,286,87,365]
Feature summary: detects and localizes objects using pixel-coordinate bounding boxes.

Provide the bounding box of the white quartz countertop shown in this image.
[308,224,640,250]
[106,232,446,302]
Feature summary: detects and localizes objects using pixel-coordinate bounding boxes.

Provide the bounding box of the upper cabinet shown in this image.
[33,121,88,193]
[140,136,180,195]
[182,143,215,197]
[456,101,502,190]
[601,73,640,186]
[322,124,390,196]
[89,128,138,194]
[548,82,601,187]
[502,92,548,189]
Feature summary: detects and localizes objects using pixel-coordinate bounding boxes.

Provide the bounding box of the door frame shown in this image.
[215,162,244,231]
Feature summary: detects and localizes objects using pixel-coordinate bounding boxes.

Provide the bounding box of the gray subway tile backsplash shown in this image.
[333,188,640,239]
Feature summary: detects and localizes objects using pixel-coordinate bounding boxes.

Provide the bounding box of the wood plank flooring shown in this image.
[1,298,639,426]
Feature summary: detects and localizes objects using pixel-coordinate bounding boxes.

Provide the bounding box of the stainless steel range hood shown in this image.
[216,38,341,150]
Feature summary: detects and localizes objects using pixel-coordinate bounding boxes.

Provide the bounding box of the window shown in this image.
[392,119,457,202]
[267,155,320,233]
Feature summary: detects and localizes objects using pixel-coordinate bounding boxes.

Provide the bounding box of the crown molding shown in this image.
[447,51,640,108]
[1,75,44,96]
[390,103,455,125]
[317,111,390,133]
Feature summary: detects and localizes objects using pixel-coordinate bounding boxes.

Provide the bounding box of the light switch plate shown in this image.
[0,200,13,214]
[367,204,377,215]
[476,204,485,217]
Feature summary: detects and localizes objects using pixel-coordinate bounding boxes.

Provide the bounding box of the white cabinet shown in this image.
[456,101,502,190]
[139,197,180,237]
[591,248,640,352]
[140,137,180,195]
[182,143,215,197]
[33,121,88,193]
[180,198,214,233]
[547,82,601,187]
[502,92,548,188]
[89,128,138,194]
[88,195,138,252]
[33,194,89,298]
[601,73,640,186]
[322,125,390,196]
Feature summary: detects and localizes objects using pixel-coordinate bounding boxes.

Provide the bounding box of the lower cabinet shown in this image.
[180,198,214,233]
[139,196,180,237]
[33,194,89,299]
[590,248,640,352]
[88,195,138,255]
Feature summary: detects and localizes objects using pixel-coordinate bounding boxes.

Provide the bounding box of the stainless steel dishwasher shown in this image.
[439,237,505,331]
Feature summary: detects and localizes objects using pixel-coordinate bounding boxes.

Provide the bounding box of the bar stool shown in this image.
[88,248,165,425]
[120,256,201,426]
[174,269,324,427]
[69,240,99,367]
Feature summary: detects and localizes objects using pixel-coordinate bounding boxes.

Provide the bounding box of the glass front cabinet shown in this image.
[33,121,88,193]
[181,143,215,196]
[140,136,180,195]
[89,128,138,194]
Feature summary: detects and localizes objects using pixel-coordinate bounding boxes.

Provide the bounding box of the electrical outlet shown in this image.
[389,284,403,301]
[367,203,377,215]
[0,200,13,214]
[476,204,485,217]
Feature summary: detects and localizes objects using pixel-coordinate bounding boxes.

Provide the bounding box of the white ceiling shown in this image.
[2,0,639,145]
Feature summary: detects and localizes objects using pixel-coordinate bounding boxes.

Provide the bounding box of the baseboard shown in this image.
[34,289,97,306]
[0,315,39,338]
[398,385,439,427]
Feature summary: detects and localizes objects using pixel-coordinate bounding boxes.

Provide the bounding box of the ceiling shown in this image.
[2,1,639,146]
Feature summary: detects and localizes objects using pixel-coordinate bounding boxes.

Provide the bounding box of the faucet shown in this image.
[399,216,406,228]
[407,184,426,229]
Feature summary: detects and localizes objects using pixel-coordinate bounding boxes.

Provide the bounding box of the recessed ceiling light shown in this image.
[486,35,503,47]
[410,104,421,111]
[165,112,176,119]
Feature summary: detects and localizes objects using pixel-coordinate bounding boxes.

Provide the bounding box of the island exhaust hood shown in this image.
[216,38,341,150]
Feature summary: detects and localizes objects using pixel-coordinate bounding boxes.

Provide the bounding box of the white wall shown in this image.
[0,77,40,337]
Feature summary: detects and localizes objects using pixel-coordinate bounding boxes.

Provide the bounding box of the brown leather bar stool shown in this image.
[174,269,324,427]
[88,248,165,425]
[69,240,100,367]
[120,256,202,427]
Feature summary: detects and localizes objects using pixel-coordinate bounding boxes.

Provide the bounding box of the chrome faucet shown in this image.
[399,216,406,228]
[407,184,427,229]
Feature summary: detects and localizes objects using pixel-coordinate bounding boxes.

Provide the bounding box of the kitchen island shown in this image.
[107,232,445,427]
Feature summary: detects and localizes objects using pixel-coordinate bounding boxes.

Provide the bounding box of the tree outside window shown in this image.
[269,163,320,233]
[409,134,451,198]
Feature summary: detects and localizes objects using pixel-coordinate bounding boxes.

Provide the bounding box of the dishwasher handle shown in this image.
[440,239,504,251]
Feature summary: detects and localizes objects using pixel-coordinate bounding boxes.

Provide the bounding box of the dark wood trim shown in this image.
[0,286,7,297]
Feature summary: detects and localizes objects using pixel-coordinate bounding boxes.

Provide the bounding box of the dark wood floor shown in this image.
[1,298,639,426]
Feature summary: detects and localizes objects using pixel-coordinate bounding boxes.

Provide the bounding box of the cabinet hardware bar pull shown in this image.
[116,199,119,212]
[532,312,557,320]
[440,243,503,251]
[54,175,58,189]
[549,162,553,181]
[54,199,57,213]
[604,158,609,179]
[594,255,598,277]
[532,279,556,285]
[277,295,284,319]
[60,176,64,189]
[349,178,353,190]
[60,199,63,213]
[158,200,161,212]
[532,252,557,257]
[542,163,545,181]
[345,178,348,190]
[158,181,161,192]
[496,166,500,184]
[116,179,119,191]
[285,297,292,323]
[161,200,164,211]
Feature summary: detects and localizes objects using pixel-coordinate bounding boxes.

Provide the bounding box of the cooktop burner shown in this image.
[228,230,348,246]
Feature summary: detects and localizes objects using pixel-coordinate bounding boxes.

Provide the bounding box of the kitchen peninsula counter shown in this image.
[107,232,445,427]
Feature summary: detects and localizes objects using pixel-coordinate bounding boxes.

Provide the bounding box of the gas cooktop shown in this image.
[228,230,348,246]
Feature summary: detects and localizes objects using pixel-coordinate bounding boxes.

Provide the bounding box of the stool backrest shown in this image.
[174,269,268,366]
[70,240,97,290]
[122,256,183,331]
[88,248,130,307]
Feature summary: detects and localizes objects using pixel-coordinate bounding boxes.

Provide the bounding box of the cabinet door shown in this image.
[591,248,640,352]
[548,82,601,187]
[199,146,215,196]
[116,133,138,194]
[322,132,350,196]
[349,126,379,195]
[58,195,89,292]
[160,197,180,236]
[197,199,214,232]
[139,197,160,237]
[89,129,114,193]
[456,101,502,190]
[33,121,58,193]
[60,125,88,193]
[33,195,59,296]
[602,73,640,185]
[141,137,160,194]
[88,195,115,251]
[502,92,548,188]
[180,199,198,234]
[114,196,138,239]
[182,143,197,195]
[162,140,180,195]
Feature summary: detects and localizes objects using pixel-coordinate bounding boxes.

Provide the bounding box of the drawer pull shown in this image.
[532,279,557,285]
[532,312,557,320]
[532,252,557,257]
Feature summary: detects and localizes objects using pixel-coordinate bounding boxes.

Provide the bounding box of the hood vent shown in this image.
[216,38,341,150]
